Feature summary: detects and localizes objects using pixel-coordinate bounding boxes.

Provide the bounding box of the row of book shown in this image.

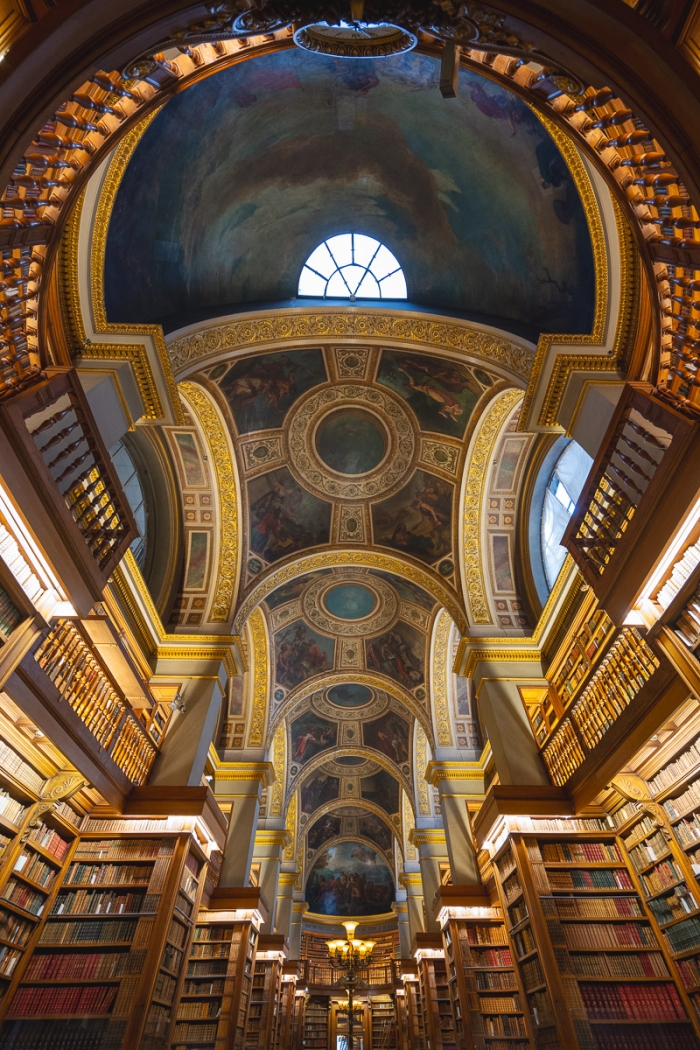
[0,909,32,946]
[153,970,177,1004]
[0,740,43,794]
[2,879,44,916]
[0,1018,110,1050]
[24,949,132,980]
[192,924,235,942]
[73,837,166,859]
[479,995,521,1013]
[657,539,700,610]
[562,921,657,949]
[649,735,700,796]
[7,983,118,1017]
[589,1024,698,1049]
[674,817,700,851]
[520,957,544,989]
[177,1000,221,1019]
[28,823,69,860]
[646,884,697,924]
[51,889,149,915]
[482,1014,527,1037]
[0,524,44,609]
[183,977,225,996]
[0,585,21,641]
[14,849,57,888]
[578,981,686,1021]
[0,947,20,977]
[569,950,669,978]
[639,857,684,895]
[173,1022,217,1040]
[547,868,633,890]
[63,861,152,886]
[554,896,641,919]
[0,792,25,827]
[663,913,700,953]
[674,587,700,648]
[465,926,508,946]
[39,917,139,944]
[190,942,228,959]
[540,840,621,863]
[623,814,658,848]
[475,971,518,991]
[663,778,700,821]
[627,830,670,870]
[467,947,512,967]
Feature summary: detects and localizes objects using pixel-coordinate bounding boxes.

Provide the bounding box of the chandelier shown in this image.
[328,921,375,1050]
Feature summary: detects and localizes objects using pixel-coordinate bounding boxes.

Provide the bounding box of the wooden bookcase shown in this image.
[403,974,427,1050]
[243,935,285,1050]
[490,822,700,1050]
[414,939,457,1050]
[170,912,259,1050]
[441,911,529,1050]
[302,994,328,1048]
[369,993,397,1049]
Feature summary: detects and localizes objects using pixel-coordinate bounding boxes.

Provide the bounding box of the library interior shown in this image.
[2,1,700,1047]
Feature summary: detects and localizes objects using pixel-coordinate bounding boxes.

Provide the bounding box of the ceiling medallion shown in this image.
[302,574,397,637]
[294,20,417,58]
[286,383,416,501]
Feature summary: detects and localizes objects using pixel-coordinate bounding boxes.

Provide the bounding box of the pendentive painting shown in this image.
[301,773,340,814]
[218,349,327,434]
[264,570,332,610]
[366,621,425,689]
[305,841,395,916]
[363,713,410,764]
[359,813,394,853]
[307,814,342,852]
[372,470,453,564]
[360,770,400,815]
[275,621,335,690]
[248,467,331,563]
[369,570,436,611]
[377,350,490,438]
[291,710,338,765]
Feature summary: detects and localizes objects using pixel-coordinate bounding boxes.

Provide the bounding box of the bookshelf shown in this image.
[243,936,284,1050]
[415,946,456,1050]
[403,975,427,1050]
[302,994,328,1048]
[492,823,700,1050]
[369,994,396,1049]
[170,911,259,1050]
[0,829,207,1050]
[440,910,529,1050]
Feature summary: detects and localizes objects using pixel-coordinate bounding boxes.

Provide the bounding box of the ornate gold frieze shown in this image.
[269,722,286,817]
[247,607,269,747]
[403,790,417,860]
[432,609,454,748]
[415,724,430,816]
[180,382,240,624]
[462,389,523,625]
[167,310,534,381]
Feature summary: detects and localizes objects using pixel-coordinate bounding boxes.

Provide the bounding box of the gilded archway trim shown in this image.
[305,834,397,875]
[179,381,241,624]
[460,388,524,626]
[431,608,455,748]
[290,746,412,804]
[246,606,269,747]
[235,549,466,635]
[269,722,286,818]
[414,724,431,816]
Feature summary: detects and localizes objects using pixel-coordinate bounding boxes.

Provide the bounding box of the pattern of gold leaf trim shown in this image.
[247,606,268,747]
[270,722,285,817]
[167,310,534,380]
[462,389,524,625]
[283,791,297,861]
[415,724,430,816]
[403,790,417,859]
[180,382,239,624]
[236,549,466,634]
[89,108,184,425]
[432,609,454,748]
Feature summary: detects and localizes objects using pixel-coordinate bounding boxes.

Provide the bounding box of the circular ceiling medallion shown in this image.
[294,21,418,59]
[303,573,396,636]
[328,684,372,707]
[316,409,387,476]
[287,383,416,501]
[324,583,376,620]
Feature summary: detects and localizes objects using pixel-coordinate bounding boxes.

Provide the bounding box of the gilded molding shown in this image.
[463,647,543,680]
[425,762,485,784]
[254,830,291,848]
[180,382,240,624]
[432,609,454,748]
[235,549,466,635]
[403,791,417,860]
[247,606,268,747]
[409,829,447,847]
[167,310,534,381]
[89,107,184,425]
[415,725,430,816]
[300,795,403,834]
[270,721,285,817]
[288,745,412,801]
[462,389,523,625]
[212,761,275,787]
[283,791,297,862]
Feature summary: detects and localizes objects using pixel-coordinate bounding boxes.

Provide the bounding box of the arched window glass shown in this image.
[541,440,592,589]
[110,440,147,567]
[298,234,407,300]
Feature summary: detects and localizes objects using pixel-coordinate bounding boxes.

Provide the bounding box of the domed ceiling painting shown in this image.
[104,48,594,336]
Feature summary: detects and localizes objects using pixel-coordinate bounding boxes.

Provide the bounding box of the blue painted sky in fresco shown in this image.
[105,48,595,335]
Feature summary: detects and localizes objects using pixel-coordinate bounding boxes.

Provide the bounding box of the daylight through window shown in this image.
[298,234,407,300]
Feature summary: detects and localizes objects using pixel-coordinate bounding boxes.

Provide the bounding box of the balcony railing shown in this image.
[563,382,700,621]
[33,618,157,786]
[0,367,138,588]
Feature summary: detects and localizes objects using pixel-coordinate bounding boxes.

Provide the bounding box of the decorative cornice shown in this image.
[425,762,485,785]
[409,829,447,847]
[167,308,534,381]
[254,830,291,848]
[461,646,543,680]
[212,761,275,787]
[461,389,523,625]
[180,382,240,624]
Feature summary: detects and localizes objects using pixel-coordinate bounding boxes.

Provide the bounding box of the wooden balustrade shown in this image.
[34,618,157,786]
[0,367,138,587]
[563,382,700,620]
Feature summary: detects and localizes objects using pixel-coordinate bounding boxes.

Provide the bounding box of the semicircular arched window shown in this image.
[541,439,593,589]
[298,234,407,300]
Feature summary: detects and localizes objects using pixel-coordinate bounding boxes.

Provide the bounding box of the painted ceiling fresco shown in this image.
[305,841,395,917]
[105,49,594,335]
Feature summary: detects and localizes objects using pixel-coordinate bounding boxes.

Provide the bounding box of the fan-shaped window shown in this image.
[110,440,147,568]
[298,234,407,300]
[541,440,593,589]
